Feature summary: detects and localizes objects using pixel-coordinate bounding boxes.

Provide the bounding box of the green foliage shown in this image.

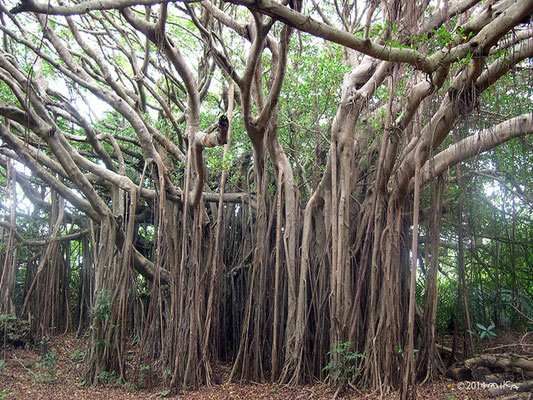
[0,314,16,325]
[433,25,453,47]
[436,280,458,333]
[138,364,155,385]
[395,345,419,358]
[475,323,497,340]
[0,359,5,374]
[94,338,109,350]
[42,350,57,368]
[33,350,58,383]
[395,345,403,356]
[70,349,86,362]
[499,290,533,328]
[323,342,365,382]
[1,314,18,355]
[91,289,112,321]
[96,370,121,385]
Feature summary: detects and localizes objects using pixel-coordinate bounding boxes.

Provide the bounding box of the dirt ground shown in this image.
[0,334,530,399]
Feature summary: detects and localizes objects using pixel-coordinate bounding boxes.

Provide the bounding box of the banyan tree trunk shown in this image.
[229,145,271,382]
[417,177,445,381]
[0,160,17,316]
[22,192,72,339]
[77,229,94,335]
[84,191,136,384]
[84,215,121,383]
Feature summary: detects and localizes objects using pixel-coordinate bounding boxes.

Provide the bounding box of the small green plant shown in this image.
[70,349,86,362]
[160,389,171,397]
[0,315,16,326]
[33,350,58,383]
[395,345,404,356]
[138,364,154,385]
[323,342,365,383]
[165,368,174,380]
[43,350,57,369]
[0,359,5,374]
[91,290,112,321]
[94,338,109,350]
[0,389,11,399]
[97,370,121,385]
[1,314,16,357]
[475,323,496,340]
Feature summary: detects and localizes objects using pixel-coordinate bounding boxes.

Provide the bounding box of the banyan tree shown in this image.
[0,0,532,397]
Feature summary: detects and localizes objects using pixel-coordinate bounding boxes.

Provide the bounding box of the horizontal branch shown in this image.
[10,0,172,15]
[421,114,533,185]
[0,221,89,245]
[204,191,253,206]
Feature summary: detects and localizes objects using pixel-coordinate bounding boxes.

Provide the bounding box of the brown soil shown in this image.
[0,334,527,399]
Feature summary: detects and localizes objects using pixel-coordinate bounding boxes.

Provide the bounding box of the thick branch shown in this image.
[223,0,435,72]
[190,115,230,206]
[10,0,171,15]
[421,114,533,185]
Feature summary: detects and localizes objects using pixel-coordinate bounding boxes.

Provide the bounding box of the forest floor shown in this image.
[0,333,530,399]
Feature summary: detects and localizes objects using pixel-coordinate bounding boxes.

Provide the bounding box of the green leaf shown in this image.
[476,323,487,331]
